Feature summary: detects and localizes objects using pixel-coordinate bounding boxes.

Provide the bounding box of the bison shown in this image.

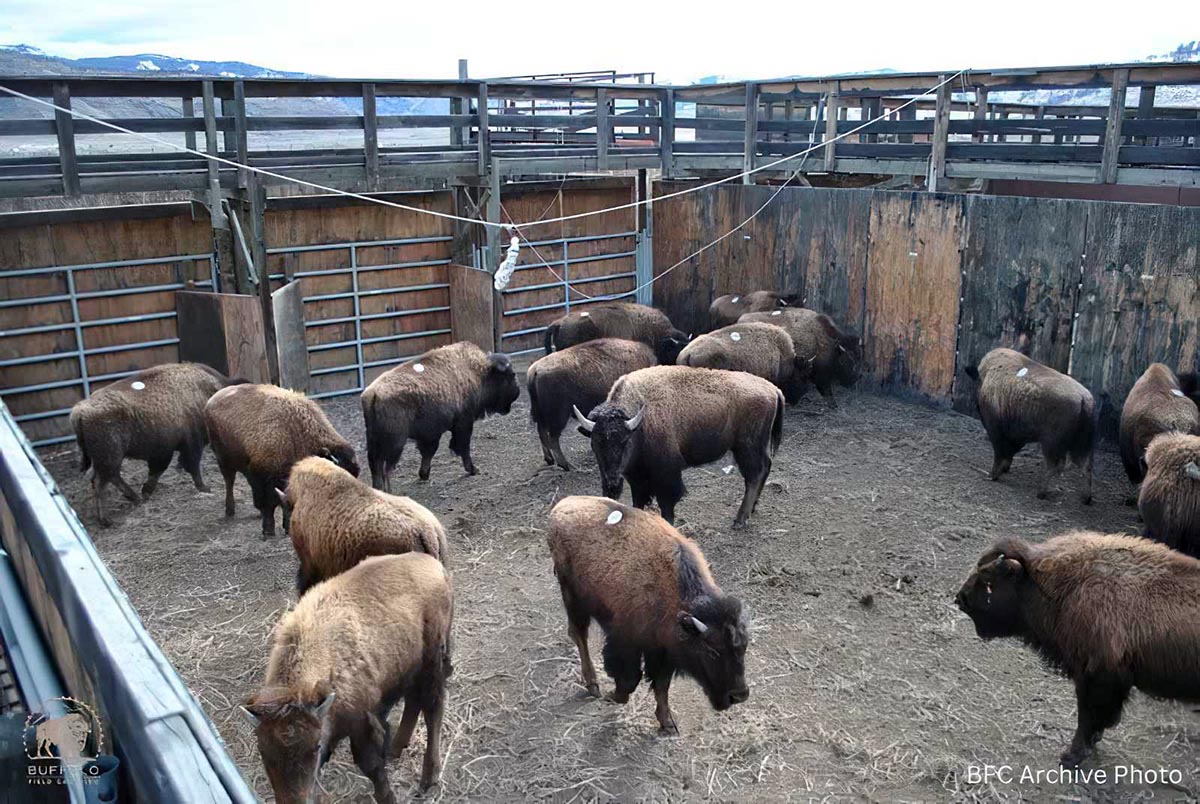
[1119,363,1200,487]
[708,290,797,329]
[69,362,240,526]
[956,531,1200,766]
[205,383,358,538]
[242,553,453,801]
[362,342,519,490]
[548,495,749,733]
[526,338,656,471]
[1138,432,1200,557]
[543,302,688,365]
[964,348,1095,504]
[677,321,809,404]
[573,365,783,527]
[738,308,861,408]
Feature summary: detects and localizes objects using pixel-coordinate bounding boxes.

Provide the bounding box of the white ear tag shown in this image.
[606,510,622,525]
[730,331,742,342]
[413,363,425,373]
[771,310,782,317]
[580,311,590,318]
[1016,367,1029,378]
[130,381,146,390]
[732,296,740,303]
[1172,388,1184,397]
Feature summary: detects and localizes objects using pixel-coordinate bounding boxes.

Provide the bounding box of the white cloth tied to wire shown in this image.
[493,235,521,291]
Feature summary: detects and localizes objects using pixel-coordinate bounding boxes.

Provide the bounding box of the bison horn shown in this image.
[690,615,708,634]
[275,488,287,506]
[1185,461,1200,481]
[573,405,595,433]
[625,406,646,431]
[238,706,260,729]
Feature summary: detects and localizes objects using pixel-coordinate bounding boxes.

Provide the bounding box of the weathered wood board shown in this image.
[272,281,310,392]
[176,291,270,383]
[448,264,496,352]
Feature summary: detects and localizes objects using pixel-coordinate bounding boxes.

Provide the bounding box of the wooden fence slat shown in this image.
[363,82,379,190]
[1100,68,1129,184]
[51,82,80,197]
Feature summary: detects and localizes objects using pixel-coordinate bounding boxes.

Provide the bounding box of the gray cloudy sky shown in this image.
[1,0,1194,82]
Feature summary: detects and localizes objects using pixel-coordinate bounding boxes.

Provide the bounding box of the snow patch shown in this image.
[136,59,160,71]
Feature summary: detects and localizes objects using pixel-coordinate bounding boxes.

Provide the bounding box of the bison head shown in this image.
[484,353,521,415]
[319,445,360,479]
[676,595,750,711]
[1179,372,1199,406]
[833,333,862,388]
[955,539,1032,640]
[242,688,336,804]
[574,402,645,498]
[657,330,691,366]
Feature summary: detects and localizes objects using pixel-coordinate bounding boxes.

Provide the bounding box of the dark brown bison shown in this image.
[242,553,453,801]
[708,290,797,330]
[956,531,1200,766]
[361,342,520,489]
[69,362,240,526]
[677,321,809,404]
[1119,363,1200,486]
[1138,432,1200,557]
[526,338,656,471]
[573,365,783,527]
[543,302,688,365]
[738,307,861,408]
[548,495,749,733]
[964,348,1095,504]
[205,383,359,538]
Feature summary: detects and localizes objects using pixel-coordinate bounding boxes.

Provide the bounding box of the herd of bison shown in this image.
[56,290,1200,801]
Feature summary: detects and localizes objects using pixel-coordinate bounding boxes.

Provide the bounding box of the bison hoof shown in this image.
[658,722,680,737]
[464,465,478,476]
[732,518,750,530]
[1059,745,1091,768]
[605,690,630,705]
[98,516,113,528]
[1081,495,1093,506]
[262,527,275,540]
[557,462,573,472]
[586,682,600,698]
[194,482,211,493]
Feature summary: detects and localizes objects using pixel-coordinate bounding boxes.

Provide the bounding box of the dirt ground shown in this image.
[39,374,1199,803]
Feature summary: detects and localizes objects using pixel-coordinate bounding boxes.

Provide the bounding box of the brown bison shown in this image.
[708,290,797,329]
[573,365,783,527]
[69,362,240,526]
[1119,363,1200,486]
[278,456,450,593]
[242,553,453,801]
[205,383,359,537]
[543,302,689,364]
[548,496,749,733]
[526,338,656,471]
[956,531,1200,766]
[964,348,1095,504]
[361,342,520,490]
[677,321,809,404]
[738,307,861,408]
[1138,432,1200,557]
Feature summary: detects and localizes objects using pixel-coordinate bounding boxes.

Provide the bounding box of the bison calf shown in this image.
[573,365,783,527]
[739,308,861,408]
[677,321,809,404]
[526,338,656,470]
[1119,363,1200,487]
[1139,432,1200,557]
[362,342,520,490]
[956,531,1200,766]
[964,348,1095,503]
[280,456,450,593]
[544,302,688,364]
[70,362,239,526]
[242,553,453,801]
[548,496,749,733]
[708,290,795,329]
[205,383,358,537]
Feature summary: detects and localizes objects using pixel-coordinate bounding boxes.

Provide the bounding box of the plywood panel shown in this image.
[273,281,310,393]
[448,264,496,352]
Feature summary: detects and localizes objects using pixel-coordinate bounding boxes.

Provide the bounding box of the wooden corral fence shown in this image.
[653,182,1199,432]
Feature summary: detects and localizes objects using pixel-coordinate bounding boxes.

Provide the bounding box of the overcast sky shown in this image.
[1,0,1194,83]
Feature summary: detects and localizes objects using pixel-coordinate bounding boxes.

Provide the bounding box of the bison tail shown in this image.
[362,393,387,488]
[1070,395,1098,464]
[527,374,542,425]
[72,416,91,474]
[544,323,559,354]
[770,391,784,455]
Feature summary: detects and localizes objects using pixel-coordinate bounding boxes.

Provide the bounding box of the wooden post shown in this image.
[1100,68,1129,184]
[863,97,881,144]
[928,76,952,192]
[362,82,379,190]
[823,85,840,171]
[202,81,234,293]
[248,176,280,384]
[182,96,197,151]
[783,99,794,143]
[972,87,988,144]
[899,103,915,144]
[51,82,80,197]
[477,83,491,178]
[742,82,759,184]
[233,80,249,188]
[1033,105,1045,144]
[1136,85,1156,146]
[220,96,236,153]
[660,88,675,178]
[596,88,610,171]
[486,164,503,351]
[637,168,649,233]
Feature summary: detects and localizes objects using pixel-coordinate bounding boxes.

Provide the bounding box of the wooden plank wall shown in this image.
[0,211,212,444]
[653,182,1199,420]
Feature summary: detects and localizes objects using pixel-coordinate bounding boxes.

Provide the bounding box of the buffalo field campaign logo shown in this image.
[23,697,106,786]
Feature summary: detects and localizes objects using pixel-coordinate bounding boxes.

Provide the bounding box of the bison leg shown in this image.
[644,650,679,735]
[179,439,209,492]
[416,437,439,481]
[602,637,642,704]
[815,378,838,410]
[559,581,599,696]
[536,424,556,466]
[219,464,237,517]
[629,479,653,510]
[91,473,112,528]
[418,678,446,791]
[140,451,173,499]
[389,692,421,757]
[1037,455,1065,501]
[449,419,478,476]
[249,476,277,538]
[1077,451,1094,506]
[349,713,397,804]
[546,428,573,472]
[733,440,772,528]
[1062,675,1130,766]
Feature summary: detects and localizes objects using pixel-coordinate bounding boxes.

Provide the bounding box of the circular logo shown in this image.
[25,697,104,764]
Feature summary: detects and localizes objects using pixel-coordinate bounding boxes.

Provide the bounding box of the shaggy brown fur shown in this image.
[574,365,784,527]
[677,321,809,404]
[548,496,749,733]
[69,362,237,526]
[956,531,1200,765]
[1139,432,1200,557]
[964,348,1096,504]
[1119,363,1200,485]
[243,553,453,802]
[526,338,656,471]
[281,456,450,593]
[738,307,861,408]
[361,342,520,490]
[543,302,688,364]
[708,290,796,329]
[205,383,358,538]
